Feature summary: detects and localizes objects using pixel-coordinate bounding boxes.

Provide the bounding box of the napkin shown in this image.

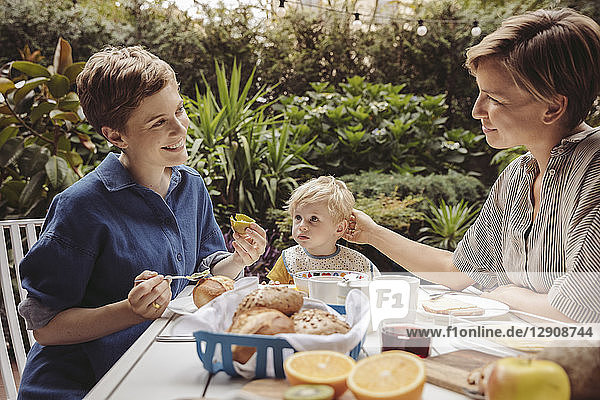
[171,277,371,378]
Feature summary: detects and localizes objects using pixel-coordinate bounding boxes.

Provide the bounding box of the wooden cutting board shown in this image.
[240,379,357,399]
[423,349,500,394]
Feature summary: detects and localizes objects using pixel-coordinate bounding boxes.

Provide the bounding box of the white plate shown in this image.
[167,295,198,315]
[418,293,509,321]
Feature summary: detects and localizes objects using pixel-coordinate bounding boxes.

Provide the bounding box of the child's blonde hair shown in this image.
[287,176,354,224]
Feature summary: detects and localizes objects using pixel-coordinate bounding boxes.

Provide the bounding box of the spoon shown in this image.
[135,270,210,284]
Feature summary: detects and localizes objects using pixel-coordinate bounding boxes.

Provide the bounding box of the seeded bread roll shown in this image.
[292,309,351,335]
[192,275,234,308]
[234,286,304,318]
[227,307,296,363]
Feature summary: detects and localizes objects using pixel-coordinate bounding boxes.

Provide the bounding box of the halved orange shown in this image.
[347,351,426,400]
[284,350,356,398]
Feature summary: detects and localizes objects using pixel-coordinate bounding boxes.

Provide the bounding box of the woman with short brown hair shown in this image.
[17,46,267,399]
[346,8,600,323]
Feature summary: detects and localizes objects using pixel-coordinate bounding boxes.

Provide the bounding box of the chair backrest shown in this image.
[0,218,44,400]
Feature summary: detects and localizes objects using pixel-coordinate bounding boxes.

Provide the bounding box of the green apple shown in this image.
[486,357,570,400]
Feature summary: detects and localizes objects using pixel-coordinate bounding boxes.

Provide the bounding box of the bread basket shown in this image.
[173,277,370,379]
[193,330,363,378]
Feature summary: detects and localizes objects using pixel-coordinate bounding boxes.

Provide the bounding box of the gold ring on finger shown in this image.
[152,301,161,309]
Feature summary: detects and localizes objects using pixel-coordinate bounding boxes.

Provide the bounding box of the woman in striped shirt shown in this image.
[345,8,600,323]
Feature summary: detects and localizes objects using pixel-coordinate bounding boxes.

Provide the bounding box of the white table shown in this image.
[85,286,522,400]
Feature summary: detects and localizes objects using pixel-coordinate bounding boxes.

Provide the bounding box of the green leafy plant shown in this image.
[355,195,426,236]
[418,199,480,250]
[490,146,528,174]
[588,97,600,127]
[0,39,108,219]
[277,77,487,176]
[185,60,316,221]
[341,170,487,211]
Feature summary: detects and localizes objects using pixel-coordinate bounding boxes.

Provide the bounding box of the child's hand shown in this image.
[231,222,267,267]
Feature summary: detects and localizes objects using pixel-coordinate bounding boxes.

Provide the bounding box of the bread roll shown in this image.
[228,307,295,363]
[192,275,234,308]
[234,286,304,318]
[292,309,350,335]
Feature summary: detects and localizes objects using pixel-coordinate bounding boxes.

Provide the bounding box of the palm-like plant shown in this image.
[418,199,480,250]
[185,60,315,219]
[261,123,317,207]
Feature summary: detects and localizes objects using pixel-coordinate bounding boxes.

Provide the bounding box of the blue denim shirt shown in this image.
[17,153,228,400]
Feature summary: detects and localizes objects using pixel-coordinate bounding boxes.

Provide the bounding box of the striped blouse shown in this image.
[453,127,600,323]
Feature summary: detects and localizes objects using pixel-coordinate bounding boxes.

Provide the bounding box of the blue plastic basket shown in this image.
[328,304,346,315]
[193,330,363,379]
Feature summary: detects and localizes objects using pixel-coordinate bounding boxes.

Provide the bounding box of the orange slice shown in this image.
[230,213,255,233]
[284,350,356,397]
[347,351,426,400]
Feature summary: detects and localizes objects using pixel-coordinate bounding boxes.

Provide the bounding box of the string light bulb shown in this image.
[416,19,428,36]
[276,0,286,17]
[471,21,482,37]
[352,12,362,28]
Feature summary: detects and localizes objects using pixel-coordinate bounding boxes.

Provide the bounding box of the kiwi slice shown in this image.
[230,213,255,233]
[283,385,334,400]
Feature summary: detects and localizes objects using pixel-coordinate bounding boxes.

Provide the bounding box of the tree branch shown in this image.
[3,98,54,145]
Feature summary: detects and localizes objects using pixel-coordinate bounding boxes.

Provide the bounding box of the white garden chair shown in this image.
[0,218,44,400]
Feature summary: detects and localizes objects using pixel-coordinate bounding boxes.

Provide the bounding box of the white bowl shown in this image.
[292,270,369,296]
[308,276,344,304]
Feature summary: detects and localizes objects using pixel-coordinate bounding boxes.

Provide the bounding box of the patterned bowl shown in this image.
[293,270,369,295]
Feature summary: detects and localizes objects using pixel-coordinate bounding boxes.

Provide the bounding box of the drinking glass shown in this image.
[379,319,432,358]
